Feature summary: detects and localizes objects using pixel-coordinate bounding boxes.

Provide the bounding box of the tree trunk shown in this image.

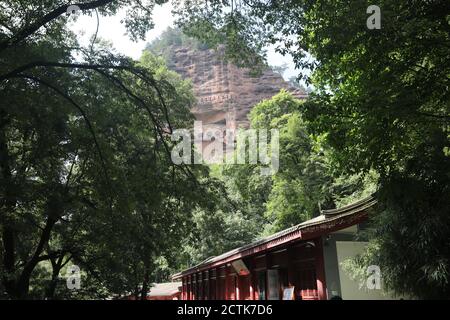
[45,254,72,300]
[46,270,59,300]
[14,216,57,298]
[46,255,62,300]
[140,268,150,300]
[0,112,18,298]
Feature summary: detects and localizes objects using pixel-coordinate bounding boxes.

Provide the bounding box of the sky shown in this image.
[70,2,299,81]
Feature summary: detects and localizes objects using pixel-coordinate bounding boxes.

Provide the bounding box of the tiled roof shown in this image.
[173,195,376,279]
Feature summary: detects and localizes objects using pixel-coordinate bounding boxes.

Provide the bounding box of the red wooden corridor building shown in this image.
[172,196,379,300]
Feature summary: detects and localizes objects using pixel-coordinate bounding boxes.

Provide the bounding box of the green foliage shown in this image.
[0,0,212,299]
[173,0,450,298]
[182,207,256,267]
[270,63,288,77]
[344,170,450,299]
[146,27,209,59]
[3,0,448,300]
[174,165,266,267]
[173,1,269,72]
[302,1,450,298]
[222,90,373,234]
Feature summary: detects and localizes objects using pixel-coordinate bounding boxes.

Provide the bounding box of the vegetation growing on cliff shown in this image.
[146,27,209,64]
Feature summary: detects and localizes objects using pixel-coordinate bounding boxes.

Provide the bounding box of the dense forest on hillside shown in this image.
[0,0,449,300]
[146,27,209,58]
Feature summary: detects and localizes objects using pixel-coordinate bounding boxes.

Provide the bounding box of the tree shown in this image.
[146,26,209,63]
[0,0,213,299]
[287,76,311,94]
[173,0,450,298]
[249,90,332,231]
[270,63,288,77]
[222,90,373,234]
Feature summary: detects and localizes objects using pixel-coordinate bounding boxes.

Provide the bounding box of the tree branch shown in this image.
[0,61,174,134]
[13,74,110,187]
[0,0,115,52]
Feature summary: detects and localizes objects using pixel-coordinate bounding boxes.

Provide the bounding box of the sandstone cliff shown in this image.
[165,45,307,132]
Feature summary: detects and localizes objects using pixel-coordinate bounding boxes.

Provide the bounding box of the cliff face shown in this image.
[166,45,307,132]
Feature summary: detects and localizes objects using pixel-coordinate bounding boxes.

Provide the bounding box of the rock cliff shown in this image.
[166,45,307,132]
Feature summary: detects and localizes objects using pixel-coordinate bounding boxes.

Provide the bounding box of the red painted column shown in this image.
[249,273,254,300]
[187,275,191,300]
[225,265,229,300]
[216,268,220,300]
[185,277,189,300]
[207,270,211,300]
[247,259,254,300]
[314,237,328,300]
[190,275,193,300]
[198,272,203,300]
[236,276,240,300]
[192,274,196,300]
[287,246,297,300]
[182,277,185,300]
[206,270,210,300]
[265,253,271,300]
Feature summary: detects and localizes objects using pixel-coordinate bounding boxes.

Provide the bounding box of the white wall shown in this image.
[335,241,395,300]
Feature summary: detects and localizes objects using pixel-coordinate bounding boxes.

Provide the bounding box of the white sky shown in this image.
[70,2,299,81]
